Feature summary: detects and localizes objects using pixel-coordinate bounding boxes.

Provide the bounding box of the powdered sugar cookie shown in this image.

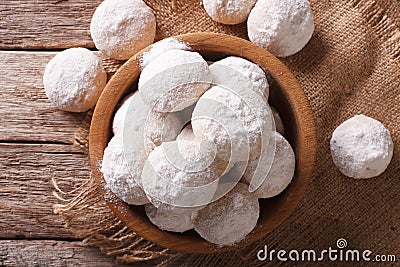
[202,0,257,25]
[141,140,227,208]
[211,56,269,97]
[112,92,150,134]
[243,132,295,198]
[113,91,183,154]
[192,183,259,246]
[101,132,149,205]
[140,38,191,69]
[248,0,314,57]
[330,114,393,179]
[43,48,107,112]
[143,110,183,154]
[139,50,212,112]
[192,85,273,163]
[145,204,194,233]
[90,0,156,60]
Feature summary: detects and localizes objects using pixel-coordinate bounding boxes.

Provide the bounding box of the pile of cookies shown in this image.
[203,0,315,57]
[42,0,315,113]
[101,42,296,246]
[41,0,394,247]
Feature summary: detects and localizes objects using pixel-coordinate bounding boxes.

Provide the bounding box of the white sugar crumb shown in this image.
[247,0,314,57]
[211,56,269,98]
[192,183,259,246]
[202,0,257,25]
[90,0,156,60]
[330,114,393,179]
[43,48,107,112]
[145,204,194,233]
[139,50,212,112]
[101,132,149,205]
[244,132,295,198]
[140,38,192,68]
[103,183,119,204]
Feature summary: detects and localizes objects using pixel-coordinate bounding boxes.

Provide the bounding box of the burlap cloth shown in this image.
[53,0,400,265]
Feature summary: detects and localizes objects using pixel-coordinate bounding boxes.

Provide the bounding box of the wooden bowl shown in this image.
[89,33,317,254]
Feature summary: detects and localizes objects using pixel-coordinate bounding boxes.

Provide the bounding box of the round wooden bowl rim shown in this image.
[89,32,317,254]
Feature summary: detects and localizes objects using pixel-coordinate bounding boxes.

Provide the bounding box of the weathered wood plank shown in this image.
[0,240,125,266]
[0,0,100,49]
[0,51,86,143]
[0,143,91,239]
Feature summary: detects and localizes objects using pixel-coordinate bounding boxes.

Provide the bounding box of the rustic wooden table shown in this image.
[0,1,127,265]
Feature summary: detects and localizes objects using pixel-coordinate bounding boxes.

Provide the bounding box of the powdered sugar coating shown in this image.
[141,140,227,208]
[101,132,149,205]
[90,0,156,60]
[177,124,196,142]
[139,50,212,112]
[192,85,273,163]
[214,161,247,200]
[247,0,314,57]
[192,183,259,246]
[43,48,107,112]
[271,106,285,135]
[145,204,194,233]
[112,92,150,134]
[143,110,183,154]
[211,56,269,97]
[202,0,257,25]
[112,91,182,153]
[175,124,239,175]
[330,114,393,179]
[243,132,295,198]
[140,38,192,69]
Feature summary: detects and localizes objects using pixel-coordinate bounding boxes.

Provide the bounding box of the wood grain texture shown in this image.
[0,51,86,143]
[0,240,124,266]
[0,0,100,49]
[90,33,317,254]
[0,143,91,239]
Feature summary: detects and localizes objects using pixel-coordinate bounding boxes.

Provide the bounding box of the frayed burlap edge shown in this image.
[52,173,180,265]
[53,0,400,265]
